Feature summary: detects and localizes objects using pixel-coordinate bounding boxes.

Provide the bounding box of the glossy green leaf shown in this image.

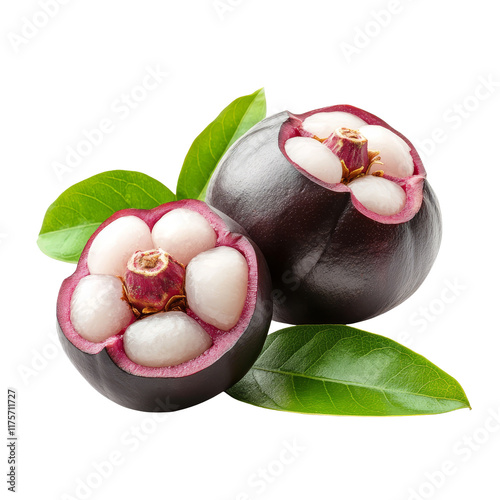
[227,325,470,416]
[176,88,266,201]
[37,170,175,263]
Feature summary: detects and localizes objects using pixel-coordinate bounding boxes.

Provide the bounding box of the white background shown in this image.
[2,1,499,499]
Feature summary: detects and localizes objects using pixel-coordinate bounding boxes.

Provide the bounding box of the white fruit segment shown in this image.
[302,112,367,139]
[185,246,248,331]
[348,175,406,216]
[358,125,413,178]
[152,208,217,265]
[123,311,212,367]
[285,137,343,184]
[88,216,153,277]
[70,275,135,343]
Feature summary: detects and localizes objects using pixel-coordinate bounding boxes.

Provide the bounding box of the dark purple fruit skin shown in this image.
[206,109,442,325]
[57,201,272,412]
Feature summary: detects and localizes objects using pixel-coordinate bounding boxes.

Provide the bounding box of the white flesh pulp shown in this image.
[348,176,406,216]
[285,137,342,184]
[123,311,213,367]
[70,275,135,343]
[87,216,153,277]
[288,113,414,215]
[302,111,367,139]
[358,125,413,178]
[80,211,250,364]
[152,208,217,265]
[185,246,248,331]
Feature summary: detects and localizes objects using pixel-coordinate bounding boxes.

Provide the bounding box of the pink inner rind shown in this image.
[279,105,426,224]
[57,199,259,378]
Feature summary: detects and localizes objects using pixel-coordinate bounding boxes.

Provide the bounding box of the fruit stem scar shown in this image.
[139,253,160,269]
[321,127,383,184]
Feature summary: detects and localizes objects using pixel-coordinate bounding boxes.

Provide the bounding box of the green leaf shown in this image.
[176,88,266,201]
[227,325,470,416]
[37,170,175,263]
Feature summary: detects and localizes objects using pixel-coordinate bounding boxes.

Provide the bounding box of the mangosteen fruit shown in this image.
[57,200,272,411]
[206,105,442,325]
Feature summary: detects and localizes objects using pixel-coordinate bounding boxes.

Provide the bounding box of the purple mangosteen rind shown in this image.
[206,105,442,325]
[56,199,273,411]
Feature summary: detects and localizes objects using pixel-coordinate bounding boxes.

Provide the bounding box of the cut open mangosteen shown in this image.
[57,200,272,411]
[206,105,442,325]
